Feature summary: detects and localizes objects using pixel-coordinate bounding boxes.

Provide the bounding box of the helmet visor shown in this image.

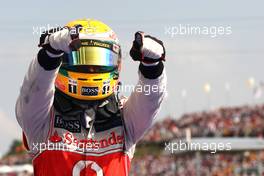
[63,39,120,67]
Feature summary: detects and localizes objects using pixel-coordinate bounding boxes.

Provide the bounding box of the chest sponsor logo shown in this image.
[63,131,124,150]
[54,115,81,133]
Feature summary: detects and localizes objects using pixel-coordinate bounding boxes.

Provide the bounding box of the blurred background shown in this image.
[0,0,264,175]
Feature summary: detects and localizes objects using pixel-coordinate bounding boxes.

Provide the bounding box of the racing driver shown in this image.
[16,19,167,176]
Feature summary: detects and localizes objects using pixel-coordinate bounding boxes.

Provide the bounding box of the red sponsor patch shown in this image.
[55,80,66,91]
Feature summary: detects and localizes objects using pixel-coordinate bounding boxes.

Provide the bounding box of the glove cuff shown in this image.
[38,48,62,70]
[139,61,164,79]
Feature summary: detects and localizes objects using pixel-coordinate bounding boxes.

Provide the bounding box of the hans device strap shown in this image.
[54,90,123,132]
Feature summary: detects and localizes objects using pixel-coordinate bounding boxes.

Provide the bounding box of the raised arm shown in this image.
[123,32,167,149]
[15,27,79,144]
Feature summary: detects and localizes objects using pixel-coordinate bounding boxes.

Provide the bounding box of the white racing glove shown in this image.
[38,25,82,58]
[130,31,165,66]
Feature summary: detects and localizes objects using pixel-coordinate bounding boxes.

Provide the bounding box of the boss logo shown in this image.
[81,87,98,96]
[54,115,81,133]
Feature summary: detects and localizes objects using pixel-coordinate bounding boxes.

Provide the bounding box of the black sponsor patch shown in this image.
[68,84,77,94]
[68,79,77,94]
[54,115,81,133]
[102,80,110,95]
[81,87,98,96]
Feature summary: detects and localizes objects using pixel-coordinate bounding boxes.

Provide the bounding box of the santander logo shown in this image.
[62,131,124,150]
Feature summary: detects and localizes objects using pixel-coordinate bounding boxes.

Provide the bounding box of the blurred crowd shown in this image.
[0,155,32,176]
[130,151,264,176]
[130,154,176,176]
[0,155,31,166]
[142,105,264,142]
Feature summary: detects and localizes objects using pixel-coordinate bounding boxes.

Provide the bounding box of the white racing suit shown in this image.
[16,49,166,176]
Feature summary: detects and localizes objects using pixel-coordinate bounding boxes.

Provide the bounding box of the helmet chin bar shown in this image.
[54,88,113,108]
[55,68,119,101]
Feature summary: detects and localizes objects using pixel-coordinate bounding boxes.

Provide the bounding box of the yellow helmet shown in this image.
[55,19,121,101]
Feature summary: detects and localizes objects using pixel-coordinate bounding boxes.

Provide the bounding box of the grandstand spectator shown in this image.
[142,105,264,142]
